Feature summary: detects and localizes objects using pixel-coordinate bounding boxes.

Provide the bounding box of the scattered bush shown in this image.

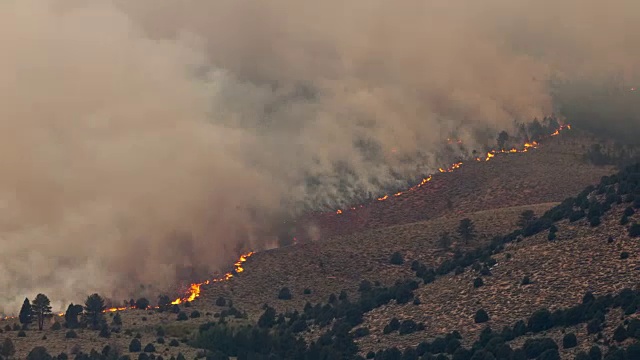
[620,252,630,260]
[473,277,484,288]
[169,339,180,347]
[190,310,201,318]
[399,320,420,335]
[17,330,26,337]
[135,298,150,310]
[389,252,404,265]
[303,288,312,295]
[277,287,292,300]
[215,297,226,307]
[629,223,640,237]
[613,325,628,342]
[143,343,156,353]
[176,312,188,321]
[474,309,489,323]
[129,339,142,352]
[562,333,577,348]
[521,276,532,285]
[383,318,400,334]
[353,327,370,338]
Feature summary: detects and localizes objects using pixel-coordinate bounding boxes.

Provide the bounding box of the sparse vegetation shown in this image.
[389,251,404,265]
[457,218,476,244]
[277,287,292,300]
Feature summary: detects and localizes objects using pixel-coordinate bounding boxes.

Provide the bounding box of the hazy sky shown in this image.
[0,0,637,312]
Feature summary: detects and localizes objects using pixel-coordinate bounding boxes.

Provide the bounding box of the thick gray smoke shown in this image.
[0,0,638,312]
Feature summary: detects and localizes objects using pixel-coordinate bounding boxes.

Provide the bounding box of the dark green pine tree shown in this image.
[19,297,33,327]
[32,294,52,330]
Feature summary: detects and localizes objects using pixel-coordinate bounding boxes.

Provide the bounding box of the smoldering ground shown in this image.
[0,0,638,312]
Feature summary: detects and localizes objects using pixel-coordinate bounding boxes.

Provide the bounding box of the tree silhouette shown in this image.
[135,298,150,310]
[64,303,83,329]
[457,218,476,244]
[84,293,106,329]
[157,295,171,312]
[31,294,52,330]
[19,297,33,328]
[497,131,509,149]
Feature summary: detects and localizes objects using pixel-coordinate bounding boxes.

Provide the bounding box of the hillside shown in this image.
[296,131,614,240]
[1,133,638,360]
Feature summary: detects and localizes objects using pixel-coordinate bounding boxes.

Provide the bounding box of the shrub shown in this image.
[588,346,602,360]
[156,327,165,337]
[389,252,404,265]
[589,216,601,227]
[620,252,630,260]
[521,276,531,285]
[176,312,188,321]
[528,308,553,332]
[548,232,557,241]
[277,287,292,300]
[143,343,156,353]
[621,215,630,225]
[129,339,142,352]
[562,333,577,348]
[26,347,51,360]
[624,207,635,216]
[613,325,628,342]
[303,288,312,295]
[474,309,489,323]
[99,324,110,338]
[17,330,26,337]
[399,320,419,335]
[113,312,122,325]
[383,318,400,334]
[353,327,370,338]
[51,322,62,330]
[587,319,602,334]
[190,310,201,318]
[472,277,485,288]
[215,297,226,307]
[629,223,640,237]
[135,298,150,310]
[65,330,77,339]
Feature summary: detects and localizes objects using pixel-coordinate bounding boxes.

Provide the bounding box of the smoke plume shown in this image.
[0,0,638,312]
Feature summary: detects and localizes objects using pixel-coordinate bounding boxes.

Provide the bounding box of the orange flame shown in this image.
[333,124,571,215]
[171,251,255,305]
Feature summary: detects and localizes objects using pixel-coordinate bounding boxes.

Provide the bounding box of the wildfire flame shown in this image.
[170,251,255,305]
[333,124,571,215]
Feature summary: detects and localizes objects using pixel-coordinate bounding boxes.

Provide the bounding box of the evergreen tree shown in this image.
[19,297,33,327]
[31,294,52,331]
[157,295,171,312]
[135,298,150,310]
[458,218,476,244]
[84,293,106,329]
[64,303,83,329]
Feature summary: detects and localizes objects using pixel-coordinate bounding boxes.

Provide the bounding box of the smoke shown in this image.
[0,0,638,312]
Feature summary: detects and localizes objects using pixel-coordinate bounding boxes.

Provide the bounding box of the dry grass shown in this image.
[201,203,558,319]
[355,203,640,354]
